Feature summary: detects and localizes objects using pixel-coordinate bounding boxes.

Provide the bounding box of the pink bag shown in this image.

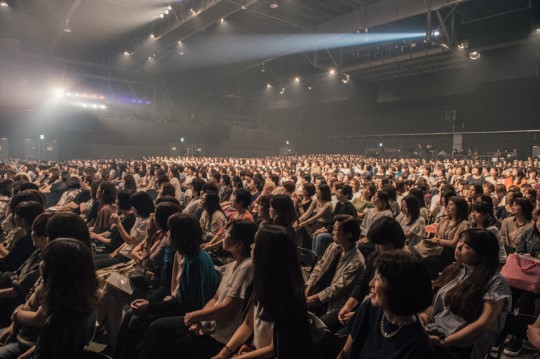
[501,253,540,293]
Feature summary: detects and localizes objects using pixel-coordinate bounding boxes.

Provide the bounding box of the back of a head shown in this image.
[168,213,202,257]
[129,191,155,218]
[14,201,44,227]
[376,251,432,316]
[46,212,91,248]
[42,238,98,315]
[252,225,304,320]
[155,201,182,232]
[368,217,406,249]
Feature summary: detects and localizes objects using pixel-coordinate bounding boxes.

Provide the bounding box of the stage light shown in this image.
[150,34,155,39]
[160,13,164,18]
[431,30,440,37]
[270,1,278,9]
[329,69,336,75]
[63,19,71,33]
[279,88,285,95]
[221,18,225,23]
[0,2,8,7]
[307,84,313,90]
[266,83,273,88]
[286,140,289,145]
[341,74,350,84]
[294,77,300,82]
[168,5,172,10]
[99,105,107,110]
[180,137,185,142]
[40,134,45,140]
[53,89,65,98]
[241,5,246,9]
[164,9,169,15]
[536,26,540,33]
[458,43,465,49]
[260,63,266,72]
[124,51,130,55]
[469,51,480,60]
[82,103,88,108]
[379,142,383,147]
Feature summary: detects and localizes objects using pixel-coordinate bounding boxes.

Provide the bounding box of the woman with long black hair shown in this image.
[420,229,511,359]
[212,226,311,359]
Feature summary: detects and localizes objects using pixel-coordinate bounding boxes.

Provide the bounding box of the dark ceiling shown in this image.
[1,0,539,91]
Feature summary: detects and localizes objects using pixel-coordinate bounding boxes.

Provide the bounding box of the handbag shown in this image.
[501,253,540,293]
[414,239,444,258]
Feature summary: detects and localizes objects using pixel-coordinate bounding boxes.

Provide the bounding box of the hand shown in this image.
[130,299,149,312]
[358,237,368,244]
[210,353,227,359]
[109,251,119,258]
[184,311,199,326]
[527,325,540,350]
[110,212,121,224]
[0,325,12,344]
[188,323,202,335]
[132,250,143,262]
[90,232,99,240]
[306,295,320,303]
[338,306,354,325]
[429,335,448,347]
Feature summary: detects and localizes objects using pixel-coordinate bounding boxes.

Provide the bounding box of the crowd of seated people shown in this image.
[0,153,539,358]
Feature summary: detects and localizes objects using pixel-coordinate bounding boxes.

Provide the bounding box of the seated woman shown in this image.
[269,194,297,243]
[358,190,393,258]
[420,196,470,279]
[138,220,257,358]
[297,183,333,249]
[420,229,511,359]
[501,208,540,356]
[199,192,227,243]
[33,239,98,359]
[311,185,358,256]
[338,251,435,359]
[53,176,81,211]
[212,225,312,359]
[396,195,425,247]
[0,212,91,358]
[321,217,408,335]
[114,213,220,359]
[305,214,365,317]
[0,201,44,274]
[94,191,155,270]
[97,201,181,351]
[500,197,534,250]
[90,190,136,254]
[91,181,117,234]
[202,189,254,252]
[351,182,376,219]
[470,202,506,264]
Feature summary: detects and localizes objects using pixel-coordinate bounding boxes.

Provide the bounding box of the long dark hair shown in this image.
[471,202,497,228]
[252,225,305,322]
[449,196,469,222]
[168,213,202,258]
[402,195,420,226]
[270,194,297,227]
[433,229,500,322]
[203,191,223,220]
[42,238,98,315]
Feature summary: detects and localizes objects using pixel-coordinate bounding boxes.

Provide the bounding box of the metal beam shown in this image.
[49,0,83,51]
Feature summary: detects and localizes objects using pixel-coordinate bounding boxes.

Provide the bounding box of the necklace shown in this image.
[380,314,403,339]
